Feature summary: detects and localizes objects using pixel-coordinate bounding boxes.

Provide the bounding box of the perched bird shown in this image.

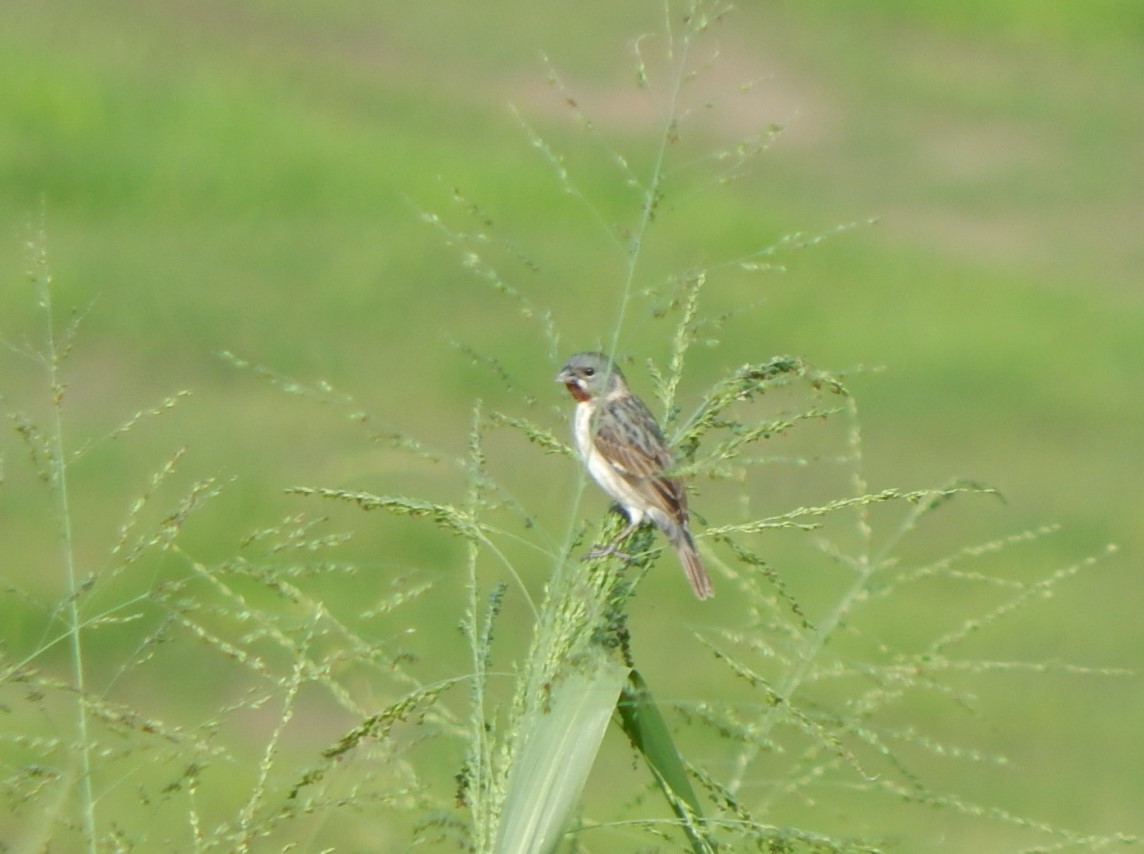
[555,351,713,600]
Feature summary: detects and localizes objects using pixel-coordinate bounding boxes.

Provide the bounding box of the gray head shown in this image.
[555,352,627,401]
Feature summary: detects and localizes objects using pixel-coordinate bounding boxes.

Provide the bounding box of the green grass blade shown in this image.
[618,669,713,852]
[494,658,629,854]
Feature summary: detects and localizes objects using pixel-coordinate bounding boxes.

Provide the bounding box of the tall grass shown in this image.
[20,224,98,852]
[1,2,1136,852]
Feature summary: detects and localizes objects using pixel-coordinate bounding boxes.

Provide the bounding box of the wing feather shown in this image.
[592,395,688,518]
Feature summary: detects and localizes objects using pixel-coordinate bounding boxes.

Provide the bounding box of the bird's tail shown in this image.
[668,523,714,600]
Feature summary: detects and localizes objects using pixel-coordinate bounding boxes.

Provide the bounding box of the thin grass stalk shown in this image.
[27,227,98,853]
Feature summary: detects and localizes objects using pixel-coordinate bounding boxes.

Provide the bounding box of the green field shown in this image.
[2,1,1142,850]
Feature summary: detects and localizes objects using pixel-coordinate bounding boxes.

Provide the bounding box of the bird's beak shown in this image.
[555,367,572,384]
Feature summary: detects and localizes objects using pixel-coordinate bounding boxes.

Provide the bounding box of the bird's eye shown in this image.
[583,368,595,377]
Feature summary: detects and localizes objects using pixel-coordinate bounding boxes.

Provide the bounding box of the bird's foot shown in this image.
[583,543,632,562]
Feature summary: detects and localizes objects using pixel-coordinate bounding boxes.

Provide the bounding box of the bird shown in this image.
[555,351,714,599]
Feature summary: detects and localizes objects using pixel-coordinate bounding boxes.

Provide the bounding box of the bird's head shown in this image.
[555,352,626,403]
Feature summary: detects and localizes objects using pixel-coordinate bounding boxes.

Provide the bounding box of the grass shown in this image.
[2,0,1142,850]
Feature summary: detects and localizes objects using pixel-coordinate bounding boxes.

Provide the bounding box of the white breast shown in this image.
[573,402,647,525]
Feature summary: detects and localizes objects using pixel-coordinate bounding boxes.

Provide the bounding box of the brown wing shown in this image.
[592,394,688,519]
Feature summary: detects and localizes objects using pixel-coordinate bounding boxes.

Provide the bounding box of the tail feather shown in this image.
[667,523,714,600]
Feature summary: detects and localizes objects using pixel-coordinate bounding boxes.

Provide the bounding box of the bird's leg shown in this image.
[584,516,640,561]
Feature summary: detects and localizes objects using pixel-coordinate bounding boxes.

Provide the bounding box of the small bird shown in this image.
[556,352,713,600]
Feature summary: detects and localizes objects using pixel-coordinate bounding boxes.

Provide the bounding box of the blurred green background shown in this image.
[2,0,1142,850]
